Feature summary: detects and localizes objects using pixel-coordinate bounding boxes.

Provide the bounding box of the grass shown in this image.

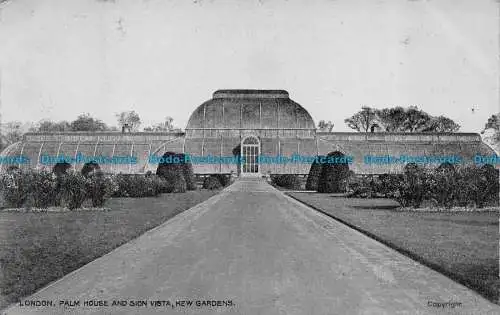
[287,192,500,304]
[0,190,219,309]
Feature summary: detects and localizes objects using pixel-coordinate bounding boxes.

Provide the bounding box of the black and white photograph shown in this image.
[0,0,499,314]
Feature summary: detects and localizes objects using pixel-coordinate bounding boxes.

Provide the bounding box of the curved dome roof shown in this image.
[186,89,316,130]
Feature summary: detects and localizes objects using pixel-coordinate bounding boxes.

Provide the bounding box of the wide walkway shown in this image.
[3,179,499,314]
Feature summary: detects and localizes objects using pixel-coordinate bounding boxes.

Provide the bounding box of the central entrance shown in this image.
[241,136,260,176]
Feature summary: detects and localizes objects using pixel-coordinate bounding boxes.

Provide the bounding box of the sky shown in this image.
[0,0,498,132]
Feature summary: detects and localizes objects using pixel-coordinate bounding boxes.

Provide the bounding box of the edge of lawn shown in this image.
[0,188,226,311]
[286,192,500,305]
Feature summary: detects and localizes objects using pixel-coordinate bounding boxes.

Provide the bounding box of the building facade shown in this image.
[1,89,498,176]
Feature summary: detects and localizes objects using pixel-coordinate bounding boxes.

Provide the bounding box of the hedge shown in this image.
[111,174,167,197]
[271,174,302,190]
[202,176,223,190]
[0,168,189,210]
[347,163,499,208]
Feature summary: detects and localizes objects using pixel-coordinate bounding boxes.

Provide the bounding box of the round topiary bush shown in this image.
[305,155,324,191]
[156,152,188,192]
[177,153,196,190]
[203,176,223,190]
[317,151,350,193]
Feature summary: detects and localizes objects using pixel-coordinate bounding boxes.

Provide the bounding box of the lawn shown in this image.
[287,192,500,304]
[0,190,219,310]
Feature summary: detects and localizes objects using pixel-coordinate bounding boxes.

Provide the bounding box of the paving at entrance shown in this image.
[3,179,499,314]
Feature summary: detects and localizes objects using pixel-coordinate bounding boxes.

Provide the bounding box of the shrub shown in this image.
[58,172,88,210]
[346,173,401,199]
[172,175,187,193]
[456,165,498,208]
[305,156,324,191]
[26,170,58,208]
[317,152,350,193]
[212,174,231,187]
[203,176,223,190]
[52,162,71,176]
[178,153,196,190]
[271,174,302,190]
[86,171,118,207]
[112,174,163,198]
[428,163,457,208]
[81,162,100,177]
[0,168,31,208]
[396,163,427,208]
[481,164,499,206]
[156,152,188,192]
[346,163,499,209]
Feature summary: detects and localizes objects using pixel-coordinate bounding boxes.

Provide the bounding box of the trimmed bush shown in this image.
[170,175,187,193]
[456,165,499,208]
[58,172,88,210]
[481,164,499,206]
[112,174,163,198]
[156,151,189,191]
[178,153,196,190]
[86,171,118,207]
[317,152,350,193]
[212,174,231,187]
[395,163,427,208]
[347,163,499,209]
[26,171,58,208]
[271,174,302,190]
[305,156,324,191]
[347,174,402,199]
[0,168,31,208]
[428,163,457,208]
[203,176,223,190]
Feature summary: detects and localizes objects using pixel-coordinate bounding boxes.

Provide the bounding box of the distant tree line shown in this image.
[0,111,181,149]
[344,106,461,133]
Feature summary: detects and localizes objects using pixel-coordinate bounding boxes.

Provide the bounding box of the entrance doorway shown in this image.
[241,136,260,176]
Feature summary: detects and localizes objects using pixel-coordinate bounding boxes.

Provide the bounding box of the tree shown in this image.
[143,116,180,132]
[401,106,433,132]
[346,106,460,133]
[481,113,500,147]
[30,119,72,132]
[116,110,141,131]
[1,121,24,144]
[484,114,500,131]
[70,113,108,131]
[317,120,334,132]
[422,116,460,133]
[376,107,407,132]
[344,107,377,132]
